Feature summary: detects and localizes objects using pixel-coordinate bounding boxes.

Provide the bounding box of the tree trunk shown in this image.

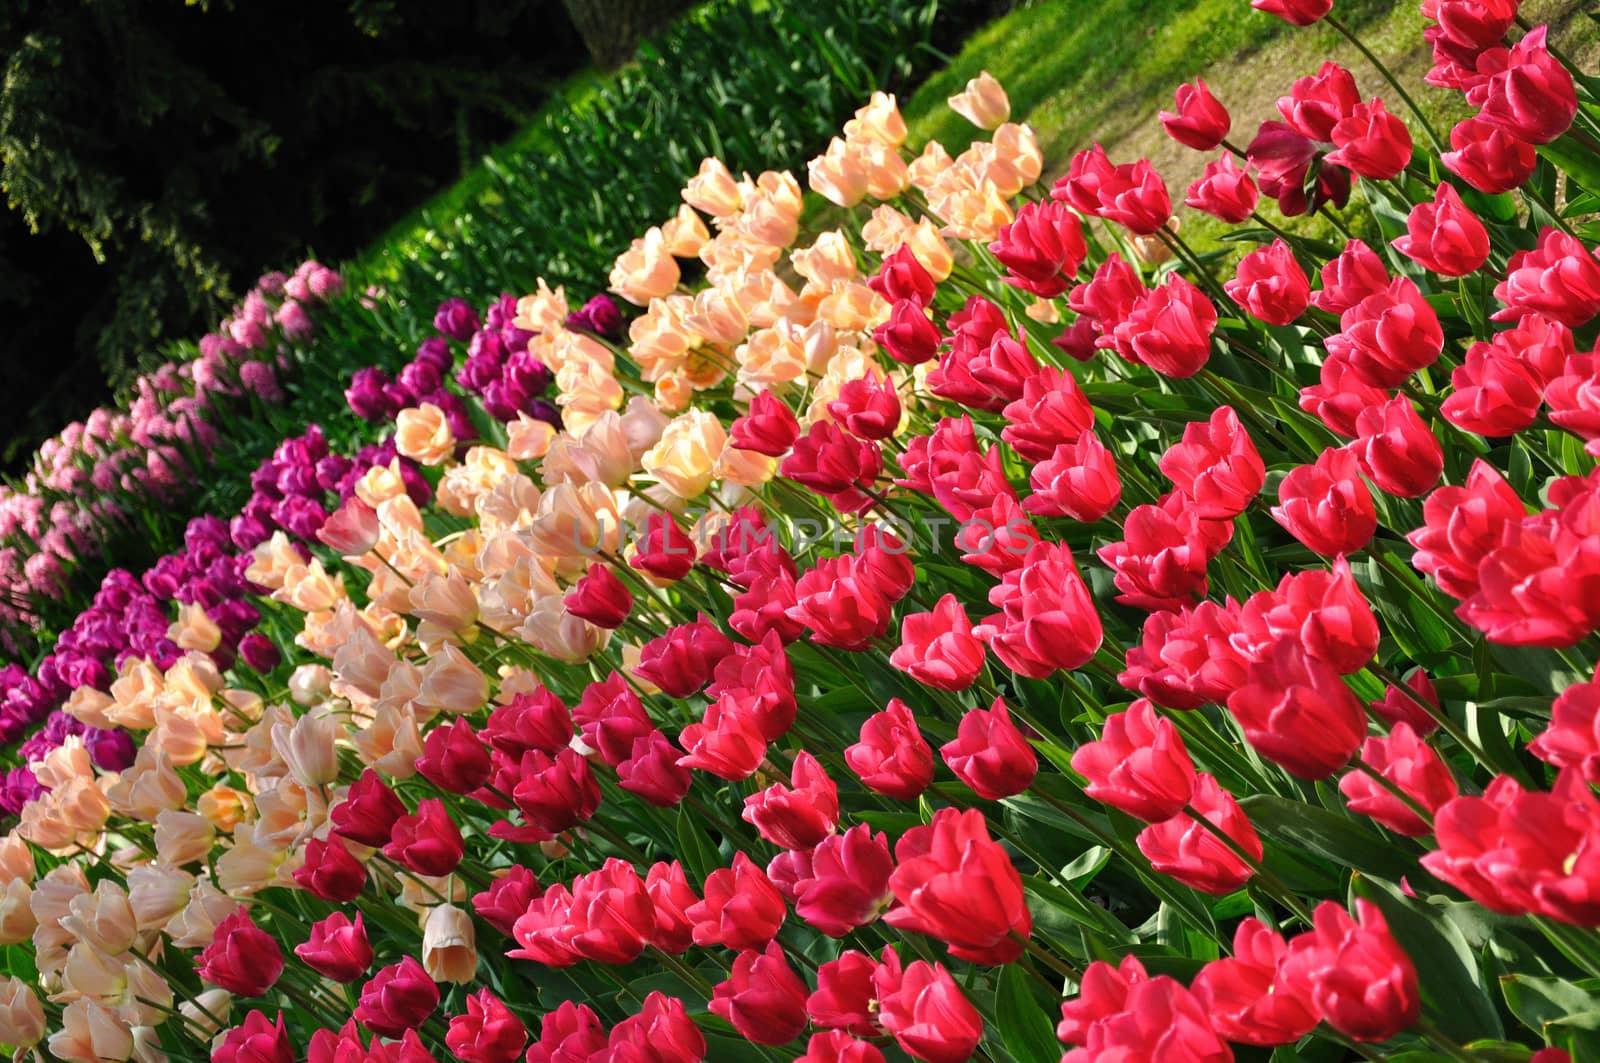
[560,0,695,71]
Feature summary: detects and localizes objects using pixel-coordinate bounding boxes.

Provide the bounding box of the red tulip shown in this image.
[977,539,1104,676]
[1073,699,1196,822]
[214,1011,294,1063]
[1311,238,1389,316]
[294,911,373,983]
[1120,599,1250,710]
[445,991,527,1063]
[873,949,984,1063]
[631,511,697,583]
[355,956,439,1039]
[1053,145,1172,235]
[564,564,634,628]
[1278,62,1360,142]
[924,414,1017,522]
[510,885,579,967]
[1326,99,1414,179]
[708,630,798,742]
[688,853,787,951]
[788,554,895,651]
[874,299,942,365]
[607,992,706,1063]
[563,859,656,965]
[471,866,542,938]
[885,807,1032,964]
[1279,900,1420,1041]
[644,860,700,954]
[1370,667,1442,735]
[1250,120,1353,216]
[932,331,1038,410]
[197,910,284,997]
[511,747,601,836]
[1064,975,1233,1060]
[1329,275,1444,387]
[1442,115,1536,193]
[1225,238,1310,327]
[1069,252,1145,333]
[1160,405,1265,519]
[633,614,733,697]
[1338,723,1459,835]
[618,730,693,807]
[1236,557,1378,675]
[955,493,1040,577]
[1107,274,1215,379]
[1192,919,1317,1046]
[1271,446,1377,557]
[1351,396,1443,498]
[729,550,805,644]
[573,672,653,768]
[1136,773,1262,894]
[846,698,935,800]
[1001,365,1095,463]
[1469,26,1577,144]
[1184,154,1258,222]
[868,244,936,306]
[743,750,840,850]
[524,1001,606,1063]
[940,696,1037,800]
[889,594,985,692]
[1406,459,1528,600]
[1252,0,1332,27]
[797,1031,886,1063]
[1026,434,1122,522]
[1541,353,1600,452]
[677,696,767,781]
[777,823,895,937]
[1529,669,1600,782]
[415,718,493,795]
[1443,340,1546,437]
[710,942,809,1046]
[1096,496,1224,611]
[483,687,572,759]
[808,949,879,1035]
[731,389,801,456]
[293,836,367,903]
[783,419,883,501]
[331,769,406,848]
[1160,78,1230,151]
[1228,633,1367,778]
[1057,955,1147,1046]
[829,376,902,441]
[1393,183,1490,277]
[988,199,1088,298]
[1492,227,1600,328]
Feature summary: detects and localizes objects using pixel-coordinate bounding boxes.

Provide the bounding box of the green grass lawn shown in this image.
[898,0,1593,253]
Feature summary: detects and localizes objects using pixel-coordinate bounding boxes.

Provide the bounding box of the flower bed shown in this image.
[3,2,1600,1062]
